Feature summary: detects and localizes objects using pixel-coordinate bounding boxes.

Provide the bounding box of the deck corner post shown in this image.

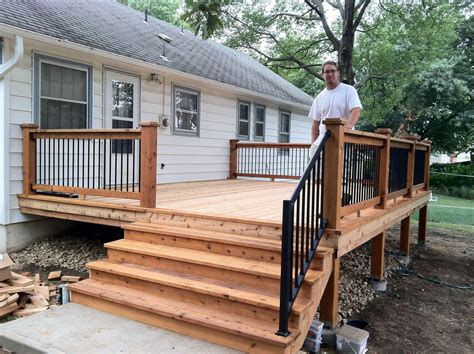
[403,135,418,198]
[370,231,386,281]
[418,205,428,244]
[400,215,411,256]
[21,123,39,195]
[229,139,239,179]
[423,139,432,190]
[139,121,159,208]
[322,118,346,230]
[375,128,392,208]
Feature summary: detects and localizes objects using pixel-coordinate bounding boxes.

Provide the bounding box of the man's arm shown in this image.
[346,107,361,129]
[311,120,320,143]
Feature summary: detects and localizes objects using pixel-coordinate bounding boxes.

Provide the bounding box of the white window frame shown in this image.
[172,85,200,136]
[0,38,3,65]
[237,100,251,140]
[278,109,291,143]
[254,104,265,141]
[34,54,92,128]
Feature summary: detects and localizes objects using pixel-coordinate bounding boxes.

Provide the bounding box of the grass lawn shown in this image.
[412,194,474,232]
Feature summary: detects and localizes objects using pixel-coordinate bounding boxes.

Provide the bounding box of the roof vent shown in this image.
[143,8,148,23]
[158,33,172,43]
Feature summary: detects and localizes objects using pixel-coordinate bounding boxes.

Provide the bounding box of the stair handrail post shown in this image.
[277,199,293,336]
[229,139,239,179]
[322,118,346,230]
[21,123,39,195]
[139,121,159,208]
[375,128,392,208]
[402,134,418,198]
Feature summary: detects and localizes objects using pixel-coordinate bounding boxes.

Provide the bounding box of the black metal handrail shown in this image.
[277,132,330,336]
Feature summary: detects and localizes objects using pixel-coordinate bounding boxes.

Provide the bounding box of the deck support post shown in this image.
[322,118,346,230]
[400,215,411,258]
[21,123,39,195]
[374,128,392,208]
[370,232,385,284]
[139,121,159,208]
[229,139,239,179]
[418,205,428,245]
[319,256,340,329]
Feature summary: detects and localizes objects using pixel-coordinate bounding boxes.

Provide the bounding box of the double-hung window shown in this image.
[173,85,200,136]
[278,110,291,143]
[238,101,250,139]
[0,38,3,65]
[254,105,265,141]
[35,55,91,129]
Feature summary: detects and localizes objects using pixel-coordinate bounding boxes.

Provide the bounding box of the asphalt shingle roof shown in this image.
[0,0,313,106]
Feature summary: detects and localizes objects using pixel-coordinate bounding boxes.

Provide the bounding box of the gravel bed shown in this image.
[10,223,410,323]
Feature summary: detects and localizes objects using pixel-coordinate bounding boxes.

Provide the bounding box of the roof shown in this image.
[0,0,314,106]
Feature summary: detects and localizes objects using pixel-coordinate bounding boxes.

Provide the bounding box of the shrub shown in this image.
[430,161,473,199]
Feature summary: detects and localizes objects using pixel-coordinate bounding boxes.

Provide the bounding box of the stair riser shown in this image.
[71,291,293,354]
[107,249,289,293]
[126,229,281,263]
[90,269,302,328]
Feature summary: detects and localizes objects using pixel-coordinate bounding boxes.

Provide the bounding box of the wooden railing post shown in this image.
[229,139,239,179]
[423,139,432,190]
[139,121,159,208]
[21,123,39,195]
[375,128,392,208]
[323,118,346,230]
[403,135,418,198]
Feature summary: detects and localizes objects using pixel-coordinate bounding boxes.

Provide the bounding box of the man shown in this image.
[309,60,362,146]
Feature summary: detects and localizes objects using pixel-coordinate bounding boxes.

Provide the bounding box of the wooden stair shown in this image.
[70,220,334,353]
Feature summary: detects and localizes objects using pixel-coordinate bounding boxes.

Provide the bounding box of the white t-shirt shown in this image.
[308,83,362,137]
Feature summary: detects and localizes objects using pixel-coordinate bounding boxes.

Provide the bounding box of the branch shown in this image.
[266,10,319,23]
[354,0,371,29]
[304,0,341,49]
[223,10,280,45]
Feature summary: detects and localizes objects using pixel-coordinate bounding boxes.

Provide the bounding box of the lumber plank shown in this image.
[61,276,81,283]
[0,294,19,308]
[8,272,34,287]
[0,285,34,295]
[48,271,62,280]
[0,303,18,317]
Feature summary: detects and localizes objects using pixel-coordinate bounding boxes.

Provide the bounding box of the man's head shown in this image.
[322,60,340,89]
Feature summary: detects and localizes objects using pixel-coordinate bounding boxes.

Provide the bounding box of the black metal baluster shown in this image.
[294,197,300,288]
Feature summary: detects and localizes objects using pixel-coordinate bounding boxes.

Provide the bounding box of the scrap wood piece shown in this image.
[0,284,34,295]
[34,285,50,300]
[27,294,49,308]
[8,272,34,287]
[13,306,48,318]
[48,271,62,280]
[0,294,19,308]
[0,294,9,302]
[34,274,41,284]
[0,303,18,317]
[20,271,31,277]
[61,276,81,283]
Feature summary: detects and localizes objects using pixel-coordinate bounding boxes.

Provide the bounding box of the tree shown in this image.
[182,0,371,85]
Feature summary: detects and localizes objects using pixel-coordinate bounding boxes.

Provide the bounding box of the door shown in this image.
[104,70,140,190]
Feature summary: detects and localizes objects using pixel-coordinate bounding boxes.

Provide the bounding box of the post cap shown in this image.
[323,118,347,126]
[422,139,432,144]
[401,134,419,141]
[375,128,392,135]
[20,123,39,128]
[139,121,160,127]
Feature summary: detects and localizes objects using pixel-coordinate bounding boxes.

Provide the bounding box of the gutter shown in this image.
[0,24,311,111]
[0,35,23,79]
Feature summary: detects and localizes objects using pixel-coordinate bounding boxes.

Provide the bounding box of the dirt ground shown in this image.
[357,225,473,353]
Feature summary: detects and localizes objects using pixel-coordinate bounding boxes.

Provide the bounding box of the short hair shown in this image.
[322,60,339,73]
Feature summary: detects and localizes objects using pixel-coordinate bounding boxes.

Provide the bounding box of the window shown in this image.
[279,110,291,143]
[238,101,250,139]
[35,55,92,129]
[0,38,3,64]
[254,105,265,141]
[173,85,200,136]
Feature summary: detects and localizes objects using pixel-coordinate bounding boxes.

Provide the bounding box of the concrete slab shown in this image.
[0,303,242,354]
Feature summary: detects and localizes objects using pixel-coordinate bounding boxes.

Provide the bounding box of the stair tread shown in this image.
[106,239,324,284]
[125,222,334,256]
[71,279,299,347]
[88,260,311,314]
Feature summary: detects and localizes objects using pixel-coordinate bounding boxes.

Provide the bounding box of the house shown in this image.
[0,0,314,251]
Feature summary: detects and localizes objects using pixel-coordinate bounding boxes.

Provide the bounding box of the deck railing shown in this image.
[21,122,159,208]
[229,140,311,179]
[277,132,329,336]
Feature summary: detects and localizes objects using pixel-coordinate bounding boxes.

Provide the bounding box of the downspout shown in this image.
[0,35,24,79]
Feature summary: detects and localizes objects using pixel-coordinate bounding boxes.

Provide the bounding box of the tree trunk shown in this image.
[338,31,355,85]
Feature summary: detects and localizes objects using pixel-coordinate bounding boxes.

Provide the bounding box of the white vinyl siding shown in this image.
[237,101,250,140]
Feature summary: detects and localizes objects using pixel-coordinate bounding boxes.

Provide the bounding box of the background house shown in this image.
[0,1,314,252]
